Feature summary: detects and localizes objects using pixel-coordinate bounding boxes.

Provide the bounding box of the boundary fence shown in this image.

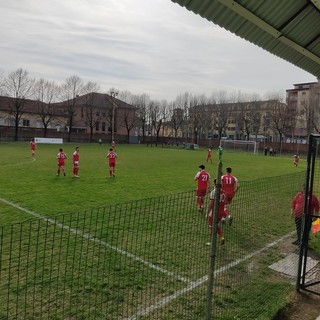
[297,134,320,295]
[0,171,309,319]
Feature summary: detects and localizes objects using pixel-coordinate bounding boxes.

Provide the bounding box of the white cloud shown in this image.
[0,0,315,101]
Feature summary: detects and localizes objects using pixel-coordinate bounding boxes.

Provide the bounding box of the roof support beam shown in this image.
[217,0,320,65]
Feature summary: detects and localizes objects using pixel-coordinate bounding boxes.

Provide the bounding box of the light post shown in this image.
[110,91,118,143]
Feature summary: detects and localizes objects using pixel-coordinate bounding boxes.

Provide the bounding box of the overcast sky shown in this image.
[0,0,316,101]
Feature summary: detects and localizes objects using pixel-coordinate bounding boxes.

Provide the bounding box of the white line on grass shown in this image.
[0,157,36,167]
[0,197,190,283]
[126,232,295,320]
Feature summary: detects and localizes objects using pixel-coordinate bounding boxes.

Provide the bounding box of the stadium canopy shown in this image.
[171,0,320,78]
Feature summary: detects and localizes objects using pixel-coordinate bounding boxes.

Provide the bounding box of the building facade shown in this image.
[0,93,137,141]
[286,81,320,142]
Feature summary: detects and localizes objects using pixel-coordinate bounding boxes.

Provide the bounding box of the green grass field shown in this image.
[0,142,305,224]
[0,142,312,319]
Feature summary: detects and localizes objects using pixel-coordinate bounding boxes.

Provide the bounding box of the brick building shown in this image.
[0,92,137,142]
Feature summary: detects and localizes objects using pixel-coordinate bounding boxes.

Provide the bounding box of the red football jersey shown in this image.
[291,191,319,218]
[57,151,67,165]
[210,187,227,218]
[107,151,117,163]
[73,151,80,163]
[30,141,36,150]
[195,170,210,190]
[221,173,238,197]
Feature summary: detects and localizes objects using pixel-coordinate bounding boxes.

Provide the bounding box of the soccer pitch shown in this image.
[0,142,304,223]
[0,142,307,319]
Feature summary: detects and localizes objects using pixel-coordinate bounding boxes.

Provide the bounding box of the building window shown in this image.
[102,122,106,132]
[95,122,100,131]
[23,119,30,127]
[96,112,100,117]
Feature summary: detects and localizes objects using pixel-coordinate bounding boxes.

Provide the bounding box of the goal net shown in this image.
[220,139,259,154]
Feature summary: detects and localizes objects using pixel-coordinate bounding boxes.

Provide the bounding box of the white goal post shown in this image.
[220,139,259,154]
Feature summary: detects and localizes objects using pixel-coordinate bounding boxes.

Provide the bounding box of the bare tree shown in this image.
[2,68,35,140]
[0,71,5,95]
[241,102,261,141]
[167,101,184,144]
[213,91,230,140]
[34,79,59,137]
[81,82,101,142]
[268,99,290,153]
[133,94,149,144]
[189,94,208,143]
[174,93,190,142]
[122,106,137,144]
[118,90,134,104]
[60,75,84,142]
[149,100,167,145]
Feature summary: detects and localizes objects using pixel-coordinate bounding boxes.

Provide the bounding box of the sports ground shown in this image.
[0,142,310,319]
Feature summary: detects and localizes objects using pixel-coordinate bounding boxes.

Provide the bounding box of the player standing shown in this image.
[206,148,213,163]
[57,148,67,176]
[194,164,210,213]
[107,148,118,177]
[206,178,227,245]
[30,139,36,157]
[111,140,116,150]
[72,146,80,178]
[291,185,319,245]
[221,167,239,225]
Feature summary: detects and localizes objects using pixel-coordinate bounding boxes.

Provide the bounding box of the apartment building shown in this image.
[286,81,320,142]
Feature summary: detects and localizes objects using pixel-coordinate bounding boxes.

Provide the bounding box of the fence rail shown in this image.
[0,172,310,319]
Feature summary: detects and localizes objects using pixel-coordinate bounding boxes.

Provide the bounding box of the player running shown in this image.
[206,148,213,163]
[221,167,239,225]
[293,154,300,167]
[206,178,227,245]
[57,148,67,176]
[107,148,118,177]
[194,164,210,213]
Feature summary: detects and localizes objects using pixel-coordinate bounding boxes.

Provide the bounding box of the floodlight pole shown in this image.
[206,160,223,320]
[110,91,118,142]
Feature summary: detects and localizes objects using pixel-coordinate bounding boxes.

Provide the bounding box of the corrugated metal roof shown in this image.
[171,0,320,78]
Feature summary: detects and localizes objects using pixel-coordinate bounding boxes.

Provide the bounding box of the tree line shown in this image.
[1,68,319,145]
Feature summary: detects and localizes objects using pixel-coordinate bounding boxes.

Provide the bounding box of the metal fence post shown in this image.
[206,160,223,320]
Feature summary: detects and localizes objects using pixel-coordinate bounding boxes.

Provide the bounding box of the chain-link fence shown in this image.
[0,171,305,319]
[297,134,320,296]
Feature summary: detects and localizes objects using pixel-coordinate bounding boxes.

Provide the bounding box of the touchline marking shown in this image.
[0,197,190,284]
[0,157,36,167]
[126,231,295,320]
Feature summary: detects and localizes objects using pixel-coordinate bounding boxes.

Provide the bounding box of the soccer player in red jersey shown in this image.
[221,167,239,225]
[293,154,300,167]
[206,178,227,245]
[206,148,212,163]
[57,148,67,176]
[30,139,36,157]
[72,146,80,178]
[107,148,118,177]
[194,164,210,213]
[291,185,319,245]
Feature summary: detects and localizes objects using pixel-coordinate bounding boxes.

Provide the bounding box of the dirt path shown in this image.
[274,292,320,320]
